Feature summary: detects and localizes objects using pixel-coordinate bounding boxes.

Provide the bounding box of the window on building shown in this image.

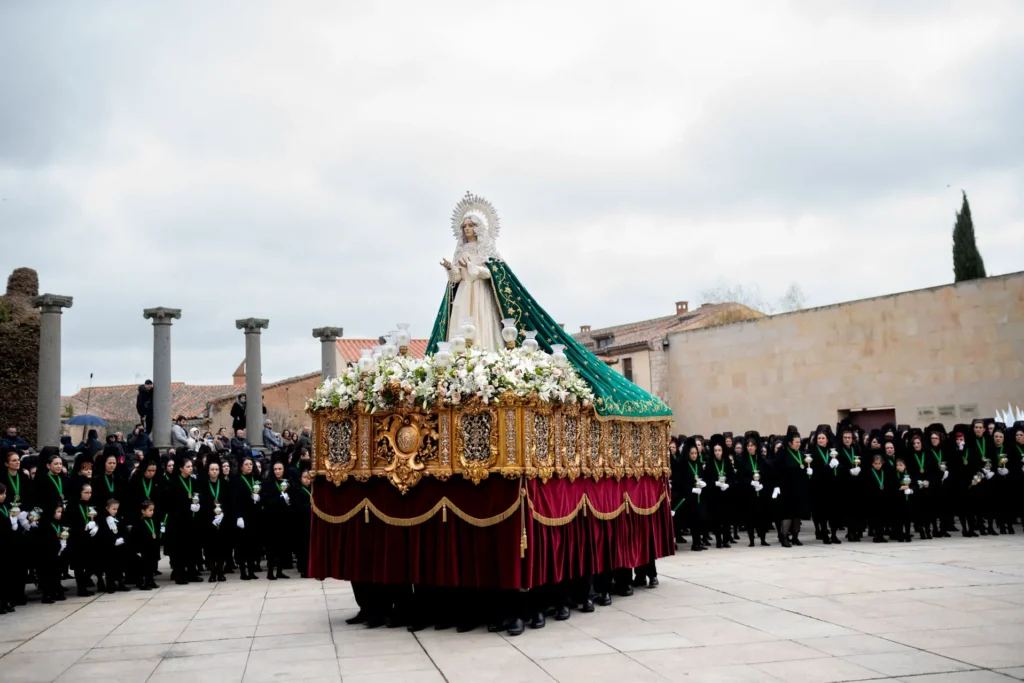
[597,336,614,349]
[622,357,633,383]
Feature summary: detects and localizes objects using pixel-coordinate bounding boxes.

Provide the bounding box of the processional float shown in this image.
[306,193,674,590]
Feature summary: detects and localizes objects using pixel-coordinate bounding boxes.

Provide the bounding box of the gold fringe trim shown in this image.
[313,495,521,528]
[527,491,667,527]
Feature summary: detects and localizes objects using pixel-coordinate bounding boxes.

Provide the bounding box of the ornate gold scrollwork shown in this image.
[455,403,498,484]
[531,404,555,483]
[372,412,438,495]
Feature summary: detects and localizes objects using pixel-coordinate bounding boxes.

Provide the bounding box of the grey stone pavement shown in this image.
[2,536,1024,683]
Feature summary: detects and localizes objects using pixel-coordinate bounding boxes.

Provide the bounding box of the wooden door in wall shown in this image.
[840,408,897,433]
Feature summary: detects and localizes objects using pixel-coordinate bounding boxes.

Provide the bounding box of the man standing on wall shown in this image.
[136,380,154,434]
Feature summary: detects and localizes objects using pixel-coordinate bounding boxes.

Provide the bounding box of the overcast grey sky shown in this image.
[2,1,1022,395]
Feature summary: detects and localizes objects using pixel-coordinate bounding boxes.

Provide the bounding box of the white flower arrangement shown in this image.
[307,347,594,413]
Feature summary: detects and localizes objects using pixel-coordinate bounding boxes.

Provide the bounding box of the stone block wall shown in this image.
[0,269,41,445]
[666,272,1024,435]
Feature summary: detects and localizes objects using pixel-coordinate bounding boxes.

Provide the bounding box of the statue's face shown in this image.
[462,217,477,240]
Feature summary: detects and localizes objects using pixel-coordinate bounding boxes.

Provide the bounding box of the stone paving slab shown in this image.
[1,536,1023,682]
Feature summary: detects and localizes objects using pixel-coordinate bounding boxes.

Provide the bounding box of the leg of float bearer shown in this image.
[553,579,571,620]
[613,567,633,597]
[528,585,546,629]
[594,571,612,606]
[505,589,526,636]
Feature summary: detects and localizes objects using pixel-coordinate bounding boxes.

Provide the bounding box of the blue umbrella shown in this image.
[65,414,108,427]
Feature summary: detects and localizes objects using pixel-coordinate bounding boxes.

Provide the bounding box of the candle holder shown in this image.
[396,323,411,355]
[9,505,20,517]
[87,507,97,521]
[59,527,70,541]
[452,335,467,355]
[550,344,568,368]
[253,482,262,497]
[522,331,539,353]
[753,472,761,482]
[192,493,200,506]
[358,349,374,375]
[435,342,453,368]
[501,319,518,349]
[460,318,476,348]
[214,504,223,517]
[280,480,289,493]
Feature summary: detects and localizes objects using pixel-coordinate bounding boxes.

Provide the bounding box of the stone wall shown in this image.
[0,269,41,445]
[607,348,652,394]
[666,272,1024,435]
[208,373,321,436]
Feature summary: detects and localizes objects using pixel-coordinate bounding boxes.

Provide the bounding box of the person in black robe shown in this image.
[198,457,228,582]
[217,456,238,573]
[127,456,162,523]
[92,451,126,519]
[703,435,735,549]
[294,467,312,579]
[0,482,19,613]
[232,454,263,580]
[129,498,160,590]
[958,421,990,536]
[35,504,68,603]
[165,454,202,584]
[679,438,708,552]
[905,432,937,539]
[835,426,864,541]
[735,431,771,547]
[990,426,1015,534]
[67,481,99,596]
[1008,423,1024,531]
[926,426,953,536]
[808,427,844,544]
[262,457,293,580]
[769,427,812,547]
[863,454,895,542]
[4,451,32,607]
[34,450,69,519]
[892,458,918,542]
[69,454,94,506]
[96,498,129,592]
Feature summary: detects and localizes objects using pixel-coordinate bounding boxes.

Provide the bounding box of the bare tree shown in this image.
[779,283,807,312]
[698,284,775,314]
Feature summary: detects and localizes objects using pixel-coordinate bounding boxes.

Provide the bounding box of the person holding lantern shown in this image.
[198,457,229,582]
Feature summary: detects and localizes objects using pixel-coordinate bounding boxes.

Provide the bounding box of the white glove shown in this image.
[17,511,27,522]
[719,483,729,491]
[281,492,290,504]
[213,513,224,527]
[670,510,675,517]
[985,470,995,480]
[904,488,914,495]
[59,540,67,555]
[160,523,166,534]
[190,503,201,513]
[236,517,245,529]
[106,516,117,531]
[943,470,949,481]
[18,516,30,531]
[829,458,839,469]
[806,467,814,476]
[772,487,781,499]
[30,520,38,529]
[88,525,98,537]
[9,517,17,531]
[958,443,964,451]
[750,480,759,487]
[691,487,701,495]
[754,483,764,492]
[697,480,706,489]
[850,467,861,476]
[85,520,97,532]
[998,467,1009,476]
[252,493,260,503]
[114,537,125,546]
[922,480,930,488]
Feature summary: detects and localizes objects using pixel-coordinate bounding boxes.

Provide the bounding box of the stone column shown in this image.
[31,294,73,449]
[312,327,344,380]
[235,318,269,448]
[143,308,181,449]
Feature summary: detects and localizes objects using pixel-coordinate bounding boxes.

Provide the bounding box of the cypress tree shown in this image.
[952,191,986,282]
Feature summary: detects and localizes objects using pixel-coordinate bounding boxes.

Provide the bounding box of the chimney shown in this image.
[675,301,689,316]
[580,325,591,333]
[559,323,565,330]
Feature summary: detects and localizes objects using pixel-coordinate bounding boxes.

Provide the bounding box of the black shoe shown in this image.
[175,577,188,585]
[365,615,386,629]
[275,570,289,579]
[616,585,634,598]
[138,584,152,591]
[56,593,67,601]
[648,576,659,588]
[748,540,755,547]
[595,593,612,607]
[345,611,366,625]
[455,621,478,633]
[580,599,595,613]
[41,596,55,604]
[530,612,546,629]
[631,576,647,588]
[96,579,106,593]
[506,618,525,637]
[830,535,841,544]
[408,621,429,633]
[209,575,218,583]
[823,536,832,544]
[267,572,277,581]
[760,538,771,546]
[240,570,251,581]
[873,537,887,543]
[791,537,803,546]
[555,606,571,620]
[780,539,792,548]
[77,589,94,597]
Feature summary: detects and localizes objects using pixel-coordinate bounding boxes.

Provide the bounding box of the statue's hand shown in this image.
[440,258,452,270]
[458,257,468,268]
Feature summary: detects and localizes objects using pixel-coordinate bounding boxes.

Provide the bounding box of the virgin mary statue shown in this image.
[427,192,671,421]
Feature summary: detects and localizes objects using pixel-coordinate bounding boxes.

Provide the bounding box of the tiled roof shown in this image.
[335,338,428,362]
[573,303,763,354]
[62,383,237,423]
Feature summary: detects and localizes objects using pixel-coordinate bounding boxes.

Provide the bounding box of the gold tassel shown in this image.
[521,527,528,558]
[583,497,588,517]
[364,505,369,523]
[442,504,447,523]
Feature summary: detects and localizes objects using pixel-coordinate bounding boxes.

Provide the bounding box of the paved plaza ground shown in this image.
[2,537,1024,683]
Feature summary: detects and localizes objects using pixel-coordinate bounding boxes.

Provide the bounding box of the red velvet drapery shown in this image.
[308,474,674,589]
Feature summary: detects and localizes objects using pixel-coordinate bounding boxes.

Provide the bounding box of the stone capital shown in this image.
[312,326,344,341]
[236,318,270,334]
[31,294,73,313]
[143,307,182,325]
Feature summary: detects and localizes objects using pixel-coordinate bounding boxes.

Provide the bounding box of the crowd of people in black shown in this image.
[668,418,1024,552]
[0,418,315,615]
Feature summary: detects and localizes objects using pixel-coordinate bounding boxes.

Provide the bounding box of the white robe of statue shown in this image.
[446,245,503,352]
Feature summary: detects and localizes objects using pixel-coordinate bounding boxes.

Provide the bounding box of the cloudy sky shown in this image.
[2,1,1022,395]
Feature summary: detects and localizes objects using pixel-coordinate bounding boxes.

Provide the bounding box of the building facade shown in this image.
[666,272,1024,435]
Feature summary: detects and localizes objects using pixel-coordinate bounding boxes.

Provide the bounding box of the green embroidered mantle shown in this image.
[427,260,672,420]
